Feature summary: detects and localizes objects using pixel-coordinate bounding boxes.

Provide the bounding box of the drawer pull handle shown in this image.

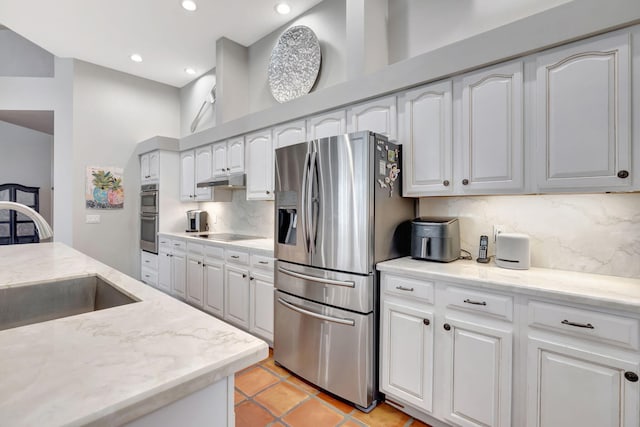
[464,299,487,306]
[242,274,247,278]
[423,319,430,326]
[144,274,150,278]
[396,285,414,292]
[259,261,269,265]
[231,255,240,259]
[197,261,202,265]
[625,372,639,382]
[561,319,594,329]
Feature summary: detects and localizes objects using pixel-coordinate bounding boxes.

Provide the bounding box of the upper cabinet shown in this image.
[457,60,524,194]
[180,150,196,201]
[213,137,244,178]
[535,31,632,192]
[140,151,159,184]
[180,147,222,202]
[194,146,212,200]
[307,110,347,140]
[401,80,453,196]
[347,96,398,141]
[246,129,274,200]
[273,120,307,150]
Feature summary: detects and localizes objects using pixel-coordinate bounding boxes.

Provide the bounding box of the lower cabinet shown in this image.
[172,249,186,299]
[187,251,205,307]
[157,237,186,299]
[224,263,250,329]
[203,259,224,317]
[250,270,274,343]
[440,316,512,427]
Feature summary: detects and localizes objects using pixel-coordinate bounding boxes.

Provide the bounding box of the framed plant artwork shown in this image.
[85,166,124,209]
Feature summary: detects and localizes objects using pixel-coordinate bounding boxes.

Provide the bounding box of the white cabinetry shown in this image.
[224,249,250,329]
[249,254,275,344]
[180,148,216,202]
[245,129,274,201]
[140,151,159,184]
[203,246,225,318]
[400,80,453,196]
[535,31,632,192]
[213,137,244,178]
[273,120,307,149]
[526,300,640,427]
[158,237,186,299]
[307,110,347,140]
[380,275,434,413]
[457,60,524,194]
[195,146,213,199]
[186,243,205,308]
[347,96,397,141]
[140,250,159,288]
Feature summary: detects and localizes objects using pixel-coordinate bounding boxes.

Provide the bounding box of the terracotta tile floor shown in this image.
[235,350,432,427]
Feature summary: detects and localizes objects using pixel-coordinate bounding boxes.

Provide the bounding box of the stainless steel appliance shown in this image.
[186,210,207,232]
[140,184,159,254]
[274,131,414,411]
[410,217,460,262]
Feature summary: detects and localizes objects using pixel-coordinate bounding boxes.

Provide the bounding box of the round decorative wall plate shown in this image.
[268,25,321,103]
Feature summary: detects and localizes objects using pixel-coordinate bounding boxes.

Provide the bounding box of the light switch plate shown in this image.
[86,214,101,224]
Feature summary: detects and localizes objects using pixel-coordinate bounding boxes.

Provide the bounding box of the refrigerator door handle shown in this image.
[278,266,356,288]
[307,150,317,253]
[301,151,311,253]
[278,297,356,326]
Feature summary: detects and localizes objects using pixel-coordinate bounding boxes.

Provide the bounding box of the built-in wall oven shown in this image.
[140,184,159,254]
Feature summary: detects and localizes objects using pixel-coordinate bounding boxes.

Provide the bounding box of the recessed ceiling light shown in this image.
[181,0,197,11]
[275,2,291,15]
[185,67,196,75]
[130,54,143,63]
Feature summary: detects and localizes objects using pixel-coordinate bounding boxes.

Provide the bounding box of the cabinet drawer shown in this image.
[528,301,639,350]
[251,254,275,271]
[204,244,224,260]
[383,275,434,303]
[158,235,172,247]
[187,242,204,257]
[171,239,186,252]
[226,249,249,265]
[443,286,513,321]
[141,268,158,287]
[141,251,158,271]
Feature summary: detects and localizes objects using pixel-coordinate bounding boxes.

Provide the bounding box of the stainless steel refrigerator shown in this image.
[273,131,414,411]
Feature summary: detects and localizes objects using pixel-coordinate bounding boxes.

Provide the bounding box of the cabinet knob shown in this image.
[443,180,450,187]
[625,372,639,382]
[250,276,254,281]
[618,170,629,179]
[443,323,451,331]
[242,273,247,278]
[221,168,226,172]
[197,261,202,265]
[266,190,270,195]
[226,168,230,171]
[423,319,430,326]
[462,179,469,185]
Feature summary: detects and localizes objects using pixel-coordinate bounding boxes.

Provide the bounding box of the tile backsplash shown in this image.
[419,193,640,279]
[199,190,274,238]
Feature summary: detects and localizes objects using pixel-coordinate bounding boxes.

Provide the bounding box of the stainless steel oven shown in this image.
[140,184,159,253]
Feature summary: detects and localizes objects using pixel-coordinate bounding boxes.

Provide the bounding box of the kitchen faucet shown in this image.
[0,201,53,240]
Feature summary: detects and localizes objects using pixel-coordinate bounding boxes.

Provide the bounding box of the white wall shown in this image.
[0,120,53,225]
[72,60,180,276]
[0,28,54,77]
[388,0,571,63]
[419,193,640,279]
[180,68,216,137]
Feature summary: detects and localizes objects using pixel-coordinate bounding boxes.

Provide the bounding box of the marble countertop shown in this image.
[377,257,640,312]
[0,243,268,427]
[159,232,274,257]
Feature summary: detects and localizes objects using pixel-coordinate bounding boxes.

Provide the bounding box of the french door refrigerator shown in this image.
[273,131,414,411]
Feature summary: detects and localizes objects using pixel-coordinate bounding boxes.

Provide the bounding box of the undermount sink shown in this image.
[0,276,139,331]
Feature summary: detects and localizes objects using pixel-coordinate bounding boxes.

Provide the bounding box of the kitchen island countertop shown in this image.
[0,242,268,427]
[377,257,640,312]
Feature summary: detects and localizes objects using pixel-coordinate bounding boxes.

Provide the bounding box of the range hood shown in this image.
[197,173,246,189]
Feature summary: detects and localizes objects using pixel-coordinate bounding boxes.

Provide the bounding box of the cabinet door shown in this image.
[204,259,224,317]
[307,110,347,140]
[527,337,639,427]
[441,317,512,427]
[186,256,204,307]
[140,153,150,182]
[380,300,434,412]
[172,252,187,299]
[536,32,631,191]
[180,150,195,201]
[227,137,245,174]
[273,120,307,149]
[250,271,274,342]
[348,96,397,141]
[212,142,228,177]
[459,61,524,194]
[157,250,172,294]
[148,151,160,182]
[400,80,453,196]
[224,264,250,329]
[246,130,274,201]
[194,146,212,200]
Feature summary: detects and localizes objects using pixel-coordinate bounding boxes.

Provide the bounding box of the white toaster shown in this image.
[495,232,530,270]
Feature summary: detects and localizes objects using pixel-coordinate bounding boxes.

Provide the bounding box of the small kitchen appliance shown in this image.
[186,210,207,233]
[495,232,530,270]
[410,217,460,262]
